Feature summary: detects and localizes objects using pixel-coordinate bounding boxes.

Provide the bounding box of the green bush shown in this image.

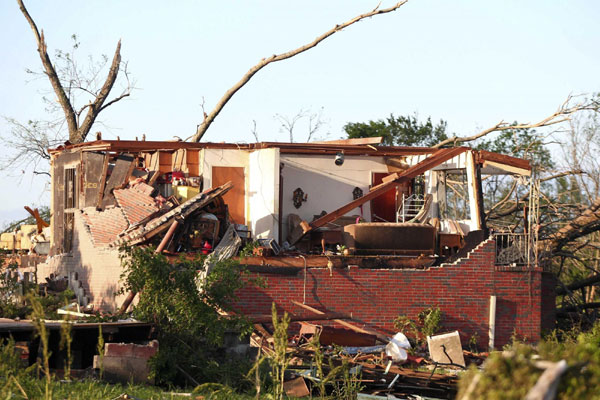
[119,246,252,387]
[458,321,600,399]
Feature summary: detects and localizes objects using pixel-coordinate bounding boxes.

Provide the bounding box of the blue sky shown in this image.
[0,0,599,226]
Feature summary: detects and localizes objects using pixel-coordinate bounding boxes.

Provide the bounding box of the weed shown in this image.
[458,320,600,399]
[393,306,442,347]
[28,293,52,400]
[270,303,290,400]
[418,306,442,338]
[59,317,73,380]
[96,324,105,380]
[119,245,252,387]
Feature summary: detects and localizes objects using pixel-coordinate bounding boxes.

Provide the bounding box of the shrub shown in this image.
[458,321,600,399]
[119,246,252,387]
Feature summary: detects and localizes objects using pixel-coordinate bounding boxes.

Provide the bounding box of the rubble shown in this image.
[250,316,467,399]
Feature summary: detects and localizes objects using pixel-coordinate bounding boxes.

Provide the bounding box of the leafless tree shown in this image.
[190,1,409,142]
[274,107,326,143]
[0,118,62,177]
[16,0,133,145]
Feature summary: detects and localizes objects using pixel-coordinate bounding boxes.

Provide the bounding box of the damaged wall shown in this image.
[280,155,388,234]
[248,148,280,240]
[37,210,125,311]
[235,239,555,348]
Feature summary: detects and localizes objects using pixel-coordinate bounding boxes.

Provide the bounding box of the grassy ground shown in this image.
[1,376,264,400]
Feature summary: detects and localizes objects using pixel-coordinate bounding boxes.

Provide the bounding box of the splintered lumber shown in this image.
[478,150,531,172]
[112,182,233,246]
[299,322,377,346]
[291,300,389,343]
[24,206,49,234]
[289,147,468,244]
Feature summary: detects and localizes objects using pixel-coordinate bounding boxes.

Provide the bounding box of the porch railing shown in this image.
[493,232,534,266]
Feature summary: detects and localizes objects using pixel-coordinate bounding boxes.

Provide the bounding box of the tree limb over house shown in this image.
[432,95,594,148]
[190,1,409,142]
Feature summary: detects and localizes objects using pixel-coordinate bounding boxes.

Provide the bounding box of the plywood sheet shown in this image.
[83,152,106,208]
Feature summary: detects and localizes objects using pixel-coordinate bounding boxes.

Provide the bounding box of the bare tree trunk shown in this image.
[191,1,409,142]
[17,0,77,139]
[17,0,129,144]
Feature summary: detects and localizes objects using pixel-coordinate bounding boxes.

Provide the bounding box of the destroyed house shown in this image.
[39,138,556,348]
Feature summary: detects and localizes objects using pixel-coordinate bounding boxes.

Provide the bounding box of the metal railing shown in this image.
[397,193,426,223]
[494,232,533,266]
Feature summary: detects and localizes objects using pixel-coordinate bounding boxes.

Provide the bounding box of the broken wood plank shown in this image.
[82,152,106,207]
[299,322,377,346]
[245,312,352,324]
[478,150,531,171]
[291,300,389,343]
[24,206,49,234]
[96,154,110,208]
[102,154,135,208]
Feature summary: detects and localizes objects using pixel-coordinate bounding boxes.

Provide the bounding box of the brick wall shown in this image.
[234,239,554,349]
[37,210,126,311]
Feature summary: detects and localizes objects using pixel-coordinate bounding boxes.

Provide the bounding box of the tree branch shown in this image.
[17,0,78,139]
[549,196,600,253]
[76,40,122,143]
[487,170,583,219]
[191,1,409,142]
[432,95,593,148]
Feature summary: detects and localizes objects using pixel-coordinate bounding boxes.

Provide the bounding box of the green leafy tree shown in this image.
[343,113,449,147]
[118,246,252,387]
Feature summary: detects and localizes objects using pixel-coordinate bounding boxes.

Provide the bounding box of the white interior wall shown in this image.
[248,148,280,240]
[280,154,388,240]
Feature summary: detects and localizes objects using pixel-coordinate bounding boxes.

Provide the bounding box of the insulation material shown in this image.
[196,224,241,293]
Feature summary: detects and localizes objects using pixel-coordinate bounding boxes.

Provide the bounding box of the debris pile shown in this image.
[247,307,487,399]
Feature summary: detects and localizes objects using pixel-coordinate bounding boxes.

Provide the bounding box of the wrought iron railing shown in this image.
[493,232,534,266]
